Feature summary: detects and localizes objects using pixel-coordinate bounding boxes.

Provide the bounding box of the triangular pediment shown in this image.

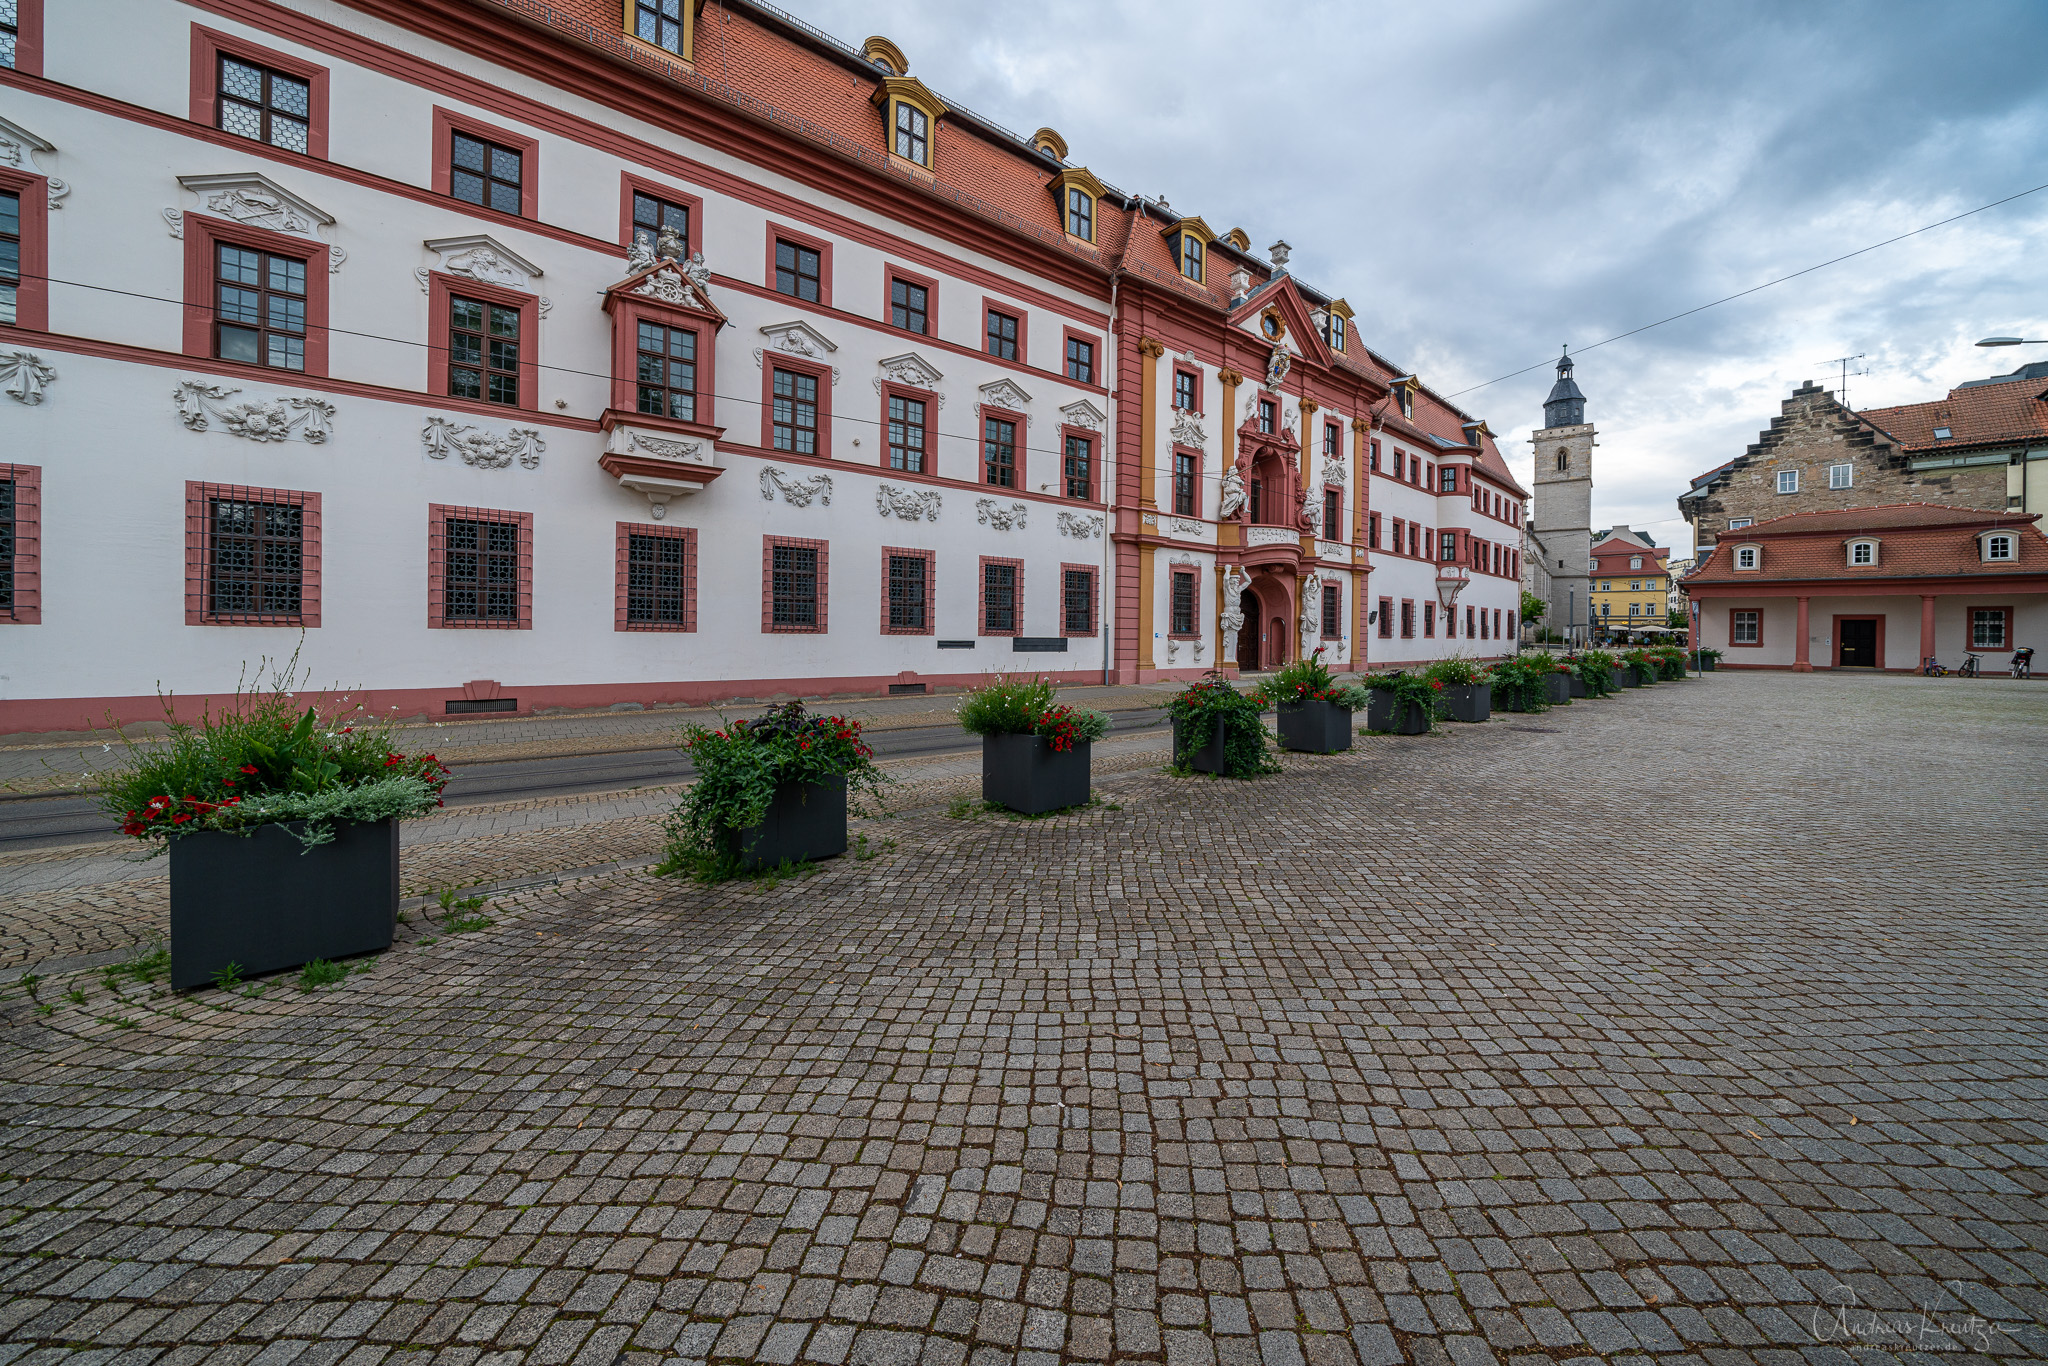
[877,352,945,389]
[425,233,543,288]
[1229,276,1332,373]
[181,173,334,237]
[605,257,727,325]
[757,320,839,361]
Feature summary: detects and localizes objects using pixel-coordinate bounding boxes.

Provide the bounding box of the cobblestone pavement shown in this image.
[3,671,2047,1366]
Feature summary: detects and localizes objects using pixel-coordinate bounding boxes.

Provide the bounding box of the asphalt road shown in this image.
[0,707,1172,853]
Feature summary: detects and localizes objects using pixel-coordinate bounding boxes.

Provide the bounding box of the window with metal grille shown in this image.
[1063,569,1094,634]
[1400,600,1414,638]
[1173,453,1197,516]
[1467,606,1477,636]
[1066,188,1092,240]
[775,240,821,301]
[450,131,522,215]
[1321,584,1341,638]
[887,554,928,631]
[631,190,689,257]
[0,473,14,614]
[889,278,927,334]
[1732,609,1759,644]
[1376,597,1392,638]
[983,416,1017,487]
[444,517,520,622]
[1064,435,1091,500]
[634,0,684,54]
[1973,609,2008,649]
[206,496,303,620]
[770,543,819,629]
[215,244,306,371]
[887,394,926,472]
[634,320,695,421]
[218,55,309,153]
[894,102,928,164]
[1170,572,1196,635]
[0,2,16,69]
[1258,399,1275,434]
[1173,370,1197,411]
[1423,602,1435,638]
[772,369,818,454]
[982,561,1018,634]
[1323,489,1341,537]
[986,309,1018,360]
[1065,336,1094,384]
[625,530,690,625]
[450,296,519,405]
[0,190,18,327]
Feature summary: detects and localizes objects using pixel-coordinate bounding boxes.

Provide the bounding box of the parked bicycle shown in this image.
[1924,653,1986,677]
[1923,655,1949,676]
[2014,646,2034,680]
[1961,652,1983,677]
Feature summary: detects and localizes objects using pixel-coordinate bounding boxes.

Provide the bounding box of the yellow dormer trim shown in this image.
[1163,216,1215,285]
[1032,127,1069,161]
[1326,298,1354,320]
[1047,167,1106,244]
[622,0,694,64]
[1167,215,1217,246]
[860,35,909,75]
[1223,227,1251,251]
[1463,420,1491,447]
[871,75,947,170]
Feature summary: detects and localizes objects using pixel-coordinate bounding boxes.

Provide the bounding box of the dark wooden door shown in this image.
[1236,591,1260,673]
[1839,619,1877,667]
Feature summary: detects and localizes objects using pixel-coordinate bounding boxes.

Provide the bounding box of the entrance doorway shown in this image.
[1838,617,1879,668]
[1268,616,1287,670]
[1236,590,1260,673]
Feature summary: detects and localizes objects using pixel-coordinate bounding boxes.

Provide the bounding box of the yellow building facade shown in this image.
[1590,534,1670,629]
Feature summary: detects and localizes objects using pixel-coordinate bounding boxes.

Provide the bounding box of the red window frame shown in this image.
[1322,486,1342,539]
[884,263,937,337]
[979,555,1024,637]
[982,296,1027,365]
[1376,596,1393,639]
[0,462,41,624]
[1400,599,1415,639]
[1423,602,1436,639]
[1369,439,1381,472]
[1729,608,1762,647]
[1321,583,1342,640]
[426,272,539,413]
[980,406,1026,490]
[1062,327,1101,387]
[1060,428,1099,503]
[0,163,50,332]
[765,222,833,307]
[763,535,829,634]
[428,504,533,630]
[615,522,696,633]
[1968,605,2014,653]
[1444,601,1456,638]
[761,355,832,457]
[1167,569,1200,639]
[189,24,329,160]
[880,546,935,636]
[1060,563,1098,638]
[431,107,539,221]
[618,172,704,258]
[181,214,329,377]
[1172,366,1201,413]
[1323,421,1342,459]
[878,381,935,474]
[1368,512,1381,549]
[608,291,714,427]
[1170,447,1202,518]
[184,481,321,628]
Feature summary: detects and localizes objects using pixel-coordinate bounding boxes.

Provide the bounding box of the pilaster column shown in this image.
[1217,368,1243,550]
[1136,339,1165,510]
[1352,416,1371,672]
[1921,594,1937,667]
[1298,399,1319,554]
[1794,595,1813,672]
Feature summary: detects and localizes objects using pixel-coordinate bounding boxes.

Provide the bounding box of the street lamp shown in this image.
[1977,337,2048,347]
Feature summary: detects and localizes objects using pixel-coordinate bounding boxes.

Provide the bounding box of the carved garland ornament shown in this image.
[421,415,544,469]
[1055,510,1104,539]
[875,483,942,522]
[760,466,834,507]
[174,380,334,442]
[0,352,58,406]
[976,498,1028,531]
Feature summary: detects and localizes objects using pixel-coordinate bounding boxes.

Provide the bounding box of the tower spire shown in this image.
[1543,347,1586,427]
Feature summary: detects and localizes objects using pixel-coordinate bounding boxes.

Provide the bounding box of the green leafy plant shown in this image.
[1621,648,1661,685]
[1571,649,1621,697]
[1165,672,1278,778]
[957,675,1111,751]
[96,654,451,853]
[296,958,348,991]
[211,962,244,991]
[433,887,492,931]
[1485,654,1554,712]
[851,834,896,861]
[658,702,886,882]
[16,972,42,1005]
[944,798,978,821]
[1422,656,1484,688]
[1259,648,1370,710]
[64,987,87,1006]
[1694,647,1723,665]
[101,1016,138,1031]
[102,946,171,993]
[1362,671,1447,733]
[1521,590,1547,625]
[1650,646,1689,680]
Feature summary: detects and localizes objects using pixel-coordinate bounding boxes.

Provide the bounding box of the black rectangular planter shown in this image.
[982,733,1091,814]
[1364,692,1429,735]
[1545,673,1573,704]
[1442,683,1491,723]
[1610,667,1629,691]
[1695,656,1717,672]
[1566,673,1588,698]
[1172,716,1228,773]
[734,776,847,870]
[169,818,398,991]
[1276,699,1353,753]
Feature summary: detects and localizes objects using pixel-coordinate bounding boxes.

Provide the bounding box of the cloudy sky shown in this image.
[791,0,2048,554]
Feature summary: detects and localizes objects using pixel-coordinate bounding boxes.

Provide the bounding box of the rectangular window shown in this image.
[894,101,929,164]
[215,243,306,371]
[1065,335,1095,384]
[1440,530,1456,563]
[1400,599,1415,638]
[1466,606,1476,638]
[984,416,1017,487]
[1249,478,1263,525]
[1323,489,1341,538]
[1830,463,1853,490]
[1392,450,1404,479]
[624,529,691,627]
[1174,370,1198,411]
[1173,453,1197,517]
[1732,609,1760,645]
[450,131,522,216]
[1390,518,1403,554]
[218,54,310,154]
[0,471,13,615]
[1258,400,1275,434]
[0,189,18,327]
[1408,523,1419,557]
[889,277,928,334]
[631,190,690,258]
[1368,512,1380,549]
[775,239,822,302]
[449,295,519,405]
[887,393,927,472]
[1062,568,1095,635]
[1441,466,1457,492]
[634,320,695,421]
[1777,469,1799,494]
[1369,439,1380,471]
[986,308,1018,360]
[1324,422,1340,458]
[1321,584,1341,638]
[772,369,818,454]
[769,542,821,631]
[1986,534,2015,561]
[1329,314,1345,350]
[1444,601,1455,637]
[0,463,35,623]
[1377,596,1392,639]
[1973,609,2008,650]
[981,560,1020,635]
[634,0,685,54]
[0,3,15,70]
[1170,571,1196,635]
[1179,233,1203,282]
[1423,602,1435,638]
[1728,518,1753,530]
[1064,435,1092,500]
[887,553,930,632]
[1066,188,1093,240]
[444,516,520,623]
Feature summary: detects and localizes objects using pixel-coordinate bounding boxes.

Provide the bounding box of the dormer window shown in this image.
[1629,556,1642,570]
[1048,167,1106,246]
[1934,426,1952,441]
[634,0,686,55]
[894,102,928,165]
[1985,532,2015,561]
[1178,233,1204,283]
[1735,545,1760,571]
[1848,539,1877,566]
[1066,188,1093,241]
[867,47,946,175]
[1399,388,1413,421]
[1328,314,1345,350]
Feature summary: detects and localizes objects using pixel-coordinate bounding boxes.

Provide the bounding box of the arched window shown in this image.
[1555,449,1569,472]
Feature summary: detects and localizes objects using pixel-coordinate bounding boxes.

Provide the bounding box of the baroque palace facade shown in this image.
[0,0,1527,731]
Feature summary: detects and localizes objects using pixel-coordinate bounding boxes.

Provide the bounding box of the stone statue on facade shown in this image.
[1220,565,1249,664]
[1218,464,1246,520]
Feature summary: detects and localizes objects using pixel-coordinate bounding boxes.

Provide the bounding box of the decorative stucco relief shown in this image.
[875,483,941,522]
[1,352,57,406]
[175,380,334,443]
[421,415,544,469]
[1055,510,1104,539]
[977,498,1027,531]
[760,466,833,507]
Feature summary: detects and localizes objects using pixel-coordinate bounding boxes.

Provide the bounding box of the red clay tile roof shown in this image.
[1861,380,2048,452]
[1687,504,2048,583]
[1592,539,1668,576]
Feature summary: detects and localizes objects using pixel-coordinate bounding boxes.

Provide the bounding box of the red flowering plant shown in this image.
[1362,668,1449,733]
[956,675,1112,751]
[97,662,450,854]
[1257,648,1372,711]
[659,701,886,881]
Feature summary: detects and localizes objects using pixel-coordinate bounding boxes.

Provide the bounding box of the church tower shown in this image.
[1530,351,1594,639]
